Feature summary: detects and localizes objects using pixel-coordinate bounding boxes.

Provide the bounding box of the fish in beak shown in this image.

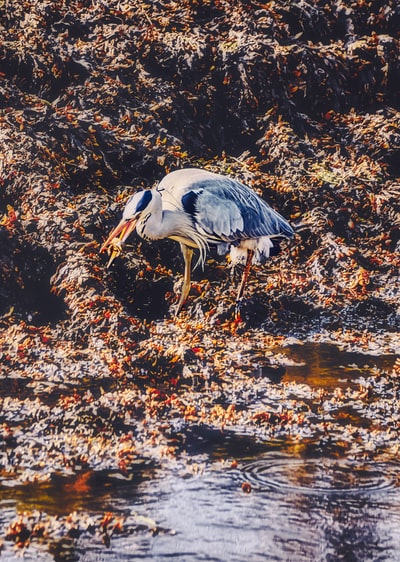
[100,218,138,268]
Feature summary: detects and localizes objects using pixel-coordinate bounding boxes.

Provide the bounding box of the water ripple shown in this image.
[241,454,400,496]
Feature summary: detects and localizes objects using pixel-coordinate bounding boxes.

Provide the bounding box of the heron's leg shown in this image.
[236,249,254,304]
[176,243,194,314]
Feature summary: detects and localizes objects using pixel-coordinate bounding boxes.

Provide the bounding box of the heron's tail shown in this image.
[276,215,295,238]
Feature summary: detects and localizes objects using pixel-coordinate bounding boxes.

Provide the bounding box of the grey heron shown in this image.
[100,168,294,314]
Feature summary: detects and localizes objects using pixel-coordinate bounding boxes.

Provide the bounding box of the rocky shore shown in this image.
[0,0,399,555]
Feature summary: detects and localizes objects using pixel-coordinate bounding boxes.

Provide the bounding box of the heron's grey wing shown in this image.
[188,177,293,241]
[157,168,293,239]
[189,187,244,241]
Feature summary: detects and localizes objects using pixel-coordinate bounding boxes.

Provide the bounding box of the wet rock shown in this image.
[342,297,400,332]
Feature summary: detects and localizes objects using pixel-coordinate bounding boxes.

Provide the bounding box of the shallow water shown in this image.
[1,343,400,561]
[277,341,397,389]
[3,450,400,562]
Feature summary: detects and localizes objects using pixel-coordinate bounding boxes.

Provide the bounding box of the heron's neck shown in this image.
[137,192,208,265]
[137,192,190,240]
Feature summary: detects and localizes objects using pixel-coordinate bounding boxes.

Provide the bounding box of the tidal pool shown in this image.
[1,342,400,561]
[2,449,400,561]
[275,341,397,390]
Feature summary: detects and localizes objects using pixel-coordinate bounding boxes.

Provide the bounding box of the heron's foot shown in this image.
[234,299,243,321]
[173,287,190,316]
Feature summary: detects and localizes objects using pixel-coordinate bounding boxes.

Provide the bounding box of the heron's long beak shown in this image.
[100,218,138,267]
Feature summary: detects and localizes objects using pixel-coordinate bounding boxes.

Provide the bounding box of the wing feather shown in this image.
[158,168,293,243]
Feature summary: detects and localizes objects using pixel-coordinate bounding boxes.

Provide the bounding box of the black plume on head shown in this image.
[136,190,152,212]
[123,189,153,220]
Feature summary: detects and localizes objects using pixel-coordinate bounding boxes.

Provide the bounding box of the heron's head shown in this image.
[100,190,153,267]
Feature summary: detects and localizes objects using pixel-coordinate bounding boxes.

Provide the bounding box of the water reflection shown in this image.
[275,342,397,390]
[129,457,400,562]
[2,452,400,561]
[239,452,400,561]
